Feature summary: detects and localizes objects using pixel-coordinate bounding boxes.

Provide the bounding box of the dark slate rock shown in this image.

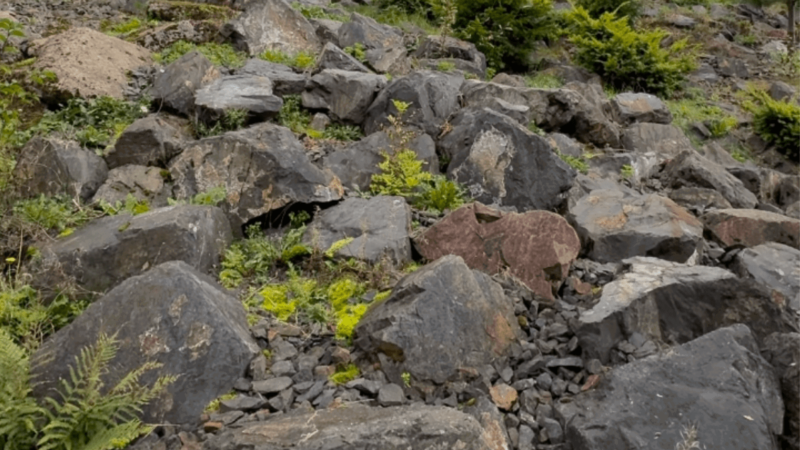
[252,376,293,394]
[203,404,502,449]
[310,18,343,47]
[194,75,283,121]
[220,395,268,412]
[105,114,191,169]
[338,13,408,74]
[223,0,321,56]
[316,42,369,72]
[169,123,343,234]
[566,189,703,264]
[150,50,220,116]
[761,332,800,450]
[621,123,695,161]
[236,59,307,96]
[364,71,463,137]
[668,187,733,214]
[303,196,412,264]
[34,205,232,296]
[91,164,172,207]
[414,35,487,77]
[439,108,575,212]
[701,208,800,248]
[732,242,800,311]
[301,69,386,124]
[561,325,784,450]
[31,261,259,425]
[323,129,438,191]
[377,383,405,406]
[610,92,672,125]
[576,257,797,363]
[658,150,758,209]
[14,137,108,202]
[354,255,523,385]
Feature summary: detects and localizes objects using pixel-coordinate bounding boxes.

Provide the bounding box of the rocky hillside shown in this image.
[0,0,798,448]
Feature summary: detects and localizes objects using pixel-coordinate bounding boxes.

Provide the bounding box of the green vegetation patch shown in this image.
[154,41,247,68]
[525,72,564,89]
[666,95,738,138]
[260,49,316,71]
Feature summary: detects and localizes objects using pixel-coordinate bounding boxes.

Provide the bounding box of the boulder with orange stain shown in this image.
[701,208,800,248]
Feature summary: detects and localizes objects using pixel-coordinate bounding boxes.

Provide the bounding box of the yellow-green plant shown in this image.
[343,43,367,63]
[260,49,316,70]
[154,41,247,68]
[558,152,589,174]
[329,363,360,385]
[750,91,800,160]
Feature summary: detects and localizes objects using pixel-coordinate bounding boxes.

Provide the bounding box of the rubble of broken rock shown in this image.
[1,0,799,449]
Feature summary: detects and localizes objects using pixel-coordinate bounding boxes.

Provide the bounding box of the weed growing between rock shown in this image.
[154,41,247,69]
[557,152,590,174]
[525,72,564,89]
[193,108,249,138]
[343,43,367,63]
[292,2,350,21]
[747,89,800,161]
[260,49,316,71]
[204,392,237,413]
[329,363,360,385]
[667,91,738,138]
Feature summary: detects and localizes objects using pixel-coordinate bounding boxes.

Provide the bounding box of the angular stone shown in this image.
[415,203,580,300]
[439,108,575,212]
[169,122,343,234]
[302,69,386,124]
[576,257,796,363]
[303,196,411,264]
[562,325,784,450]
[733,242,800,311]
[338,13,408,74]
[252,376,293,395]
[567,189,703,264]
[668,187,733,214]
[220,395,268,413]
[34,205,232,296]
[610,93,672,125]
[311,18,343,47]
[323,129,438,191]
[31,27,151,100]
[701,208,800,248]
[761,332,800,450]
[621,123,695,160]
[223,0,321,56]
[354,255,522,385]
[316,42,369,72]
[14,137,108,202]
[92,165,172,207]
[364,71,464,137]
[105,114,191,169]
[203,404,503,449]
[717,57,749,78]
[414,35,487,76]
[194,75,283,121]
[236,59,307,96]
[490,384,518,411]
[659,150,758,209]
[31,261,259,424]
[150,50,221,116]
[377,383,405,406]
[463,396,511,450]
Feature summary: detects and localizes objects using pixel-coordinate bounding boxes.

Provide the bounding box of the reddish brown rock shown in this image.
[489,383,518,411]
[702,208,800,248]
[415,203,581,300]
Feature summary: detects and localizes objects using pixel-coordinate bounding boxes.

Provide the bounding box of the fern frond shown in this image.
[82,420,151,450]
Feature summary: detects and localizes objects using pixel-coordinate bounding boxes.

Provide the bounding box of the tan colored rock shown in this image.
[702,208,800,248]
[31,27,151,99]
[415,203,581,301]
[489,384,518,411]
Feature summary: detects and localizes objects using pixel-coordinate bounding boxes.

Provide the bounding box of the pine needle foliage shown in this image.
[751,91,800,161]
[567,7,696,96]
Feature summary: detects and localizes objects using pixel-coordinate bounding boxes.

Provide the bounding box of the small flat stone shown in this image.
[546,357,583,369]
[490,383,519,410]
[377,383,405,407]
[252,376,293,395]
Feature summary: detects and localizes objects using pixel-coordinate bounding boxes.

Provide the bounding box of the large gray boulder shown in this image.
[576,257,797,363]
[323,129,438,191]
[701,208,800,248]
[354,255,523,386]
[194,75,283,121]
[621,123,696,159]
[301,69,386,124]
[316,41,370,73]
[303,196,412,264]
[33,205,232,296]
[364,71,464,137]
[561,325,785,450]
[91,165,172,207]
[733,242,800,311]
[169,123,344,234]
[105,114,191,169]
[761,332,800,450]
[414,35,487,77]
[150,50,220,116]
[14,137,108,202]
[438,108,575,212]
[567,189,703,264]
[610,92,672,125]
[658,150,758,209]
[223,0,321,56]
[236,59,307,96]
[203,404,505,450]
[31,261,259,425]
[338,13,408,74]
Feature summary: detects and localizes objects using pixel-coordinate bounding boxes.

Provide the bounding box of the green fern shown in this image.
[0,328,45,450]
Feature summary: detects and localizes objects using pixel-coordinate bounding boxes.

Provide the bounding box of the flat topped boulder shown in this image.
[168,122,343,234]
[610,92,672,125]
[733,242,800,311]
[567,189,703,264]
[562,325,784,450]
[150,50,221,116]
[223,0,321,56]
[34,205,232,296]
[194,75,284,120]
[577,257,797,363]
[105,114,191,169]
[416,203,581,300]
[354,255,522,385]
[701,208,800,248]
[31,27,151,99]
[203,404,505,450]
[31,261,260,425]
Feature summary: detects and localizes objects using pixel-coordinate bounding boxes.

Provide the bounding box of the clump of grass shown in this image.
[620,164,634,179]
[436,60,456,72]
[322,124,363,141]
[292,2,350,21]
[329,363,360,385]
[154,41,247,68]
[277,95,312,135]
[666,94,738,138]
[13,195,101,232]
[260,49,316,70]
[525,72,564,89]
[194,108,249,138]
[558,152,589,174]
[204,392,237,412]
[346,4,439,34]
[344,43,367,62]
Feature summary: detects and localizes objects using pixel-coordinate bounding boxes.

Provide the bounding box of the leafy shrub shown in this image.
[322,124,363,141]
[436,60,456,72]
[453,0,554,71]
[260,49,316,70]
[558,152,589,174]
[97,194,151,217]
[343,43,367,62]
[752,92,800,160]
[667,96,738,137]
[154,41,247,68]
[415,175,467,213]
[576,0,639,20]
[0,18,25,56]
[329,363,360,385]
[371,149,433,197]
[525,72,564,89]
[0,330,175,450]
[567,7,696,96]
[13,195,99,232]
[277,95,312,134]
